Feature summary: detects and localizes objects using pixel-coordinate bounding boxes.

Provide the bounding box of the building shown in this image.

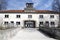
[0,3,59,28]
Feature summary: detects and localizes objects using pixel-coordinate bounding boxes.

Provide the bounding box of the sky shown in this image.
[7,0,53,10]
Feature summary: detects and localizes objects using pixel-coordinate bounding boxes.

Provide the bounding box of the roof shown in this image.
[0,10,59,13]
[35,10,58,13]
[0,10,24,13]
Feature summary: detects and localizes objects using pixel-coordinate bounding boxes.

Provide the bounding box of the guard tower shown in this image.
[24,3,35,12]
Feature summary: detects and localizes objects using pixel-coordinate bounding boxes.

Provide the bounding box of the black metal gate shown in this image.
[24,20,35,28]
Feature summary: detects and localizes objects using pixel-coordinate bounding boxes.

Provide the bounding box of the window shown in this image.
[50,15,54,18]
[28,15,32,18]
[11,21,14,24]
[16,15,20,18]
[45,21,49,24]
[39,15,43,18]
[50,22,55,25]
[4,21,8,25]
[16,22,20,25]
[5,15,9,18]
[40,22,43,25]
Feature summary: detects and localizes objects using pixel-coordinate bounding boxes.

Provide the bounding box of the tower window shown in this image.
[5,15,9,18]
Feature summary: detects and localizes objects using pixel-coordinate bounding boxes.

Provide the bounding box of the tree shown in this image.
[52,0,60,12]
[52,0,60,27]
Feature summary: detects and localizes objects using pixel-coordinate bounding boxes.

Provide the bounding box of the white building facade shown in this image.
[0,3,59,28]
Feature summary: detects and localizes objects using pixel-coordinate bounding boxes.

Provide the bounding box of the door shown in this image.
[24,20,35,28]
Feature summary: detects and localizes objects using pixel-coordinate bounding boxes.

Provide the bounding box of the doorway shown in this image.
[24,20,35,28]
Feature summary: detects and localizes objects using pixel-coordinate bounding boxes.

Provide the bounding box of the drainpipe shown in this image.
[58,13,60,28]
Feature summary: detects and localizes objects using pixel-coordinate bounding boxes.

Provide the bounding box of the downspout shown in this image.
[58,13,60,28]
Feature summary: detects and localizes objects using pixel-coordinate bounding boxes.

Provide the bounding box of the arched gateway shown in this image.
[24,20,36,28]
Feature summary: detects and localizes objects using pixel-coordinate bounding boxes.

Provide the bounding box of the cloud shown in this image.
[36,0,53,10]
[32,0,40,7]
[7,0,25,10]
[44,0,52,7]
[32,0,53,10]
[43,0,53,10]
[7,0,53,10]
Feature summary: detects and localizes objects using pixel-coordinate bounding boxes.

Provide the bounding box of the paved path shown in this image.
[9,28,56,40]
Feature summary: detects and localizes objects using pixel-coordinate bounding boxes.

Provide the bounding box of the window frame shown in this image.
[28,15,32,18]
[39,15,43,18]
[16,15,21,18]
[4,21,8,25]
[50,15,54,18]
[11,21,14,24]
[40,22,43,25]
[16,22,20,25]
[5,15,9,18]
[50,22,55,25]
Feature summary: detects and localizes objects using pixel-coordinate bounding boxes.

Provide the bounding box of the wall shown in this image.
[0,13,59,28]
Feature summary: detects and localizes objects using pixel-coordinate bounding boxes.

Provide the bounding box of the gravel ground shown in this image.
[9,28,57,40]
[0,27,21,40]
[0,28,57,40]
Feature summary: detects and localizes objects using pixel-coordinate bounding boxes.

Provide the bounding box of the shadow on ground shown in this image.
[38,29,57,39]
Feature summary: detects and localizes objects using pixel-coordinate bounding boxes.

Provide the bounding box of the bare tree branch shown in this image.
[52,0,60,12]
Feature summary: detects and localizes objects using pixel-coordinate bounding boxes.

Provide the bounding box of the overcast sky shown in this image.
[7,0,53,10]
